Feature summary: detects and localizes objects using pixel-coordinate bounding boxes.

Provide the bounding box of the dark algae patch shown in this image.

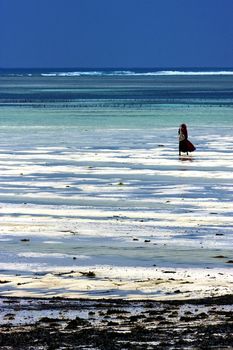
[0,295,233,349]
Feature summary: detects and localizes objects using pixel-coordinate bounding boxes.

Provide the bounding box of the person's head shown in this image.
[180,123,187,131]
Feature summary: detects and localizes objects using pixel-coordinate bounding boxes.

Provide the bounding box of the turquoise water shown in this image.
[0,104,233,129]
[0,72,233,130]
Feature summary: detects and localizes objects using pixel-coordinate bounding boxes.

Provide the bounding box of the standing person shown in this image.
[178,124,196,156]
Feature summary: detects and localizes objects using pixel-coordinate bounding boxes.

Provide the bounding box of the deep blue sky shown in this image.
[1,0,233,68]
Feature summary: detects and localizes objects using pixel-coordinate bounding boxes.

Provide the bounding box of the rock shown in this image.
[39,317,63,323]
[163,270,176,274]
[65,317,90,329]
[79,271,96,277]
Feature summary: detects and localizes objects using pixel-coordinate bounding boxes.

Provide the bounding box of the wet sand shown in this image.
[0,132,233,300]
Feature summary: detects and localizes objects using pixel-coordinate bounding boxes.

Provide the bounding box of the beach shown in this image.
[0,69,233,348]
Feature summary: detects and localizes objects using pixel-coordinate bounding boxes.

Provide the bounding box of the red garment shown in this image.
[186,140,196,152]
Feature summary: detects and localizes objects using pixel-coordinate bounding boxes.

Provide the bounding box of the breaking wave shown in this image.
[40,70,233,77]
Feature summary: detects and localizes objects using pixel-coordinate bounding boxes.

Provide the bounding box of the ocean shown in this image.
[0,68,232,299]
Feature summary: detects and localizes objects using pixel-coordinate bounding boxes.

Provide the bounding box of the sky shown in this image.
[0,0,233,68]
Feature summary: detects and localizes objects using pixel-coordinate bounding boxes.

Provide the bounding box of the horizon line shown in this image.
[1,66,233,70]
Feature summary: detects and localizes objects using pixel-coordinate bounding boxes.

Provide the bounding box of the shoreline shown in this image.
[1,292,233,304]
